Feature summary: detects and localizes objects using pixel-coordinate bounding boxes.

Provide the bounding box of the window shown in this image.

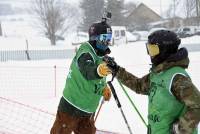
[121,30,125,36]
[183,28,190,32]
[115,31,119,37]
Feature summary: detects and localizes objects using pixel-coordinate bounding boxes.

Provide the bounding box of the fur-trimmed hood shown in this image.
[151,48,189,73]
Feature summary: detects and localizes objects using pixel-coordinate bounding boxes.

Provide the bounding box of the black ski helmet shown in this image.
[88,21,112,56]
[148,30,181,65]
[88,21,112,41]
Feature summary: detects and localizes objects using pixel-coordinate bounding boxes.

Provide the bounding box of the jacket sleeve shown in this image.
[116,67,150,95]
[171,74,200,134]
[77,53,100,80]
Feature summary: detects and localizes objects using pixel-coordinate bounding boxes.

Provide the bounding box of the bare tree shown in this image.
[166,0,199,26]
[195,0,200,25]
[80,0,104,32]
[184,0,196,18]
[30,0,76,45]
[124,2,136,13]
[165,0,181,28]
[165,4,173,18]
[199,0,200,15]
[165,0,180,18]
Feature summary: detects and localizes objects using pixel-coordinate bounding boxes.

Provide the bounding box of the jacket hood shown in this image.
[151,48,189,73]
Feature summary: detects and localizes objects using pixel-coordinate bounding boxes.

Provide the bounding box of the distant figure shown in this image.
[106,30,200,134]
[50,20,113,134]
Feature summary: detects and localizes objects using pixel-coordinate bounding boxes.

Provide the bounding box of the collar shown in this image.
[151,57,189,73]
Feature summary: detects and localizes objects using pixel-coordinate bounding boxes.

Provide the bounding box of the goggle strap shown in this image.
[89,35,99,41]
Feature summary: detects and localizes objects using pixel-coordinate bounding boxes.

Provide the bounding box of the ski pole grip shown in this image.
[107,81,121,108]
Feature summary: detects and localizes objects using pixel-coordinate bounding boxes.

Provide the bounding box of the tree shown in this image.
[166,0,197,19]
[80,0,105,32]
[199,0,200,15]
[165,0,180,18]
[196,0,199,17]
[195,0,200,25]
[30,0,77,45]
[123,1,137,31]
[165,0,181,28]
[124,2,136,13]
[106,0,126,26]
[184,0,196,18]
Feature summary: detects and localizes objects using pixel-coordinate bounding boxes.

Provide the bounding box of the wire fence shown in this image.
[0,96,120,134]
[0,65,66,134]
[0,96,55,134]
[0,49,75,62]
[0,65,68,98]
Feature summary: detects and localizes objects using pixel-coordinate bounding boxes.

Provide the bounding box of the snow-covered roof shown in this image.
[148,19,169,26]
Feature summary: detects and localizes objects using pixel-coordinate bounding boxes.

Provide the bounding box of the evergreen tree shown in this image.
[80,0,104,31]
[106,0,126,26]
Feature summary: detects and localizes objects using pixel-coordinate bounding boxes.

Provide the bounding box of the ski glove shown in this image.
[97,62,112,77]
[103,56,119,75]
[103,86,111,101]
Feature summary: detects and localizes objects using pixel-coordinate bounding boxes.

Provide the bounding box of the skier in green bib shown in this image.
[106,30,200,134]
[50,20,113,134]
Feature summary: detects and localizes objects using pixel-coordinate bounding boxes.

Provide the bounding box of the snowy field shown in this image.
[0,40,200,134]
[0,18,200,134]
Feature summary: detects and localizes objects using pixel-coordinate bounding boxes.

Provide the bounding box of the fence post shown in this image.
[25,39,31,60]
[0,21,2,36]
[54,65,57,97]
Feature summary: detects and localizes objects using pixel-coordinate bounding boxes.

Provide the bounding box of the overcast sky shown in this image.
[0,0,173,16]
[69,0,173,16]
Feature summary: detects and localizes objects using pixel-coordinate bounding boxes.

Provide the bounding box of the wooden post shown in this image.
[0,22,2,36]
[25,39,31,60]
[54,65,57,97]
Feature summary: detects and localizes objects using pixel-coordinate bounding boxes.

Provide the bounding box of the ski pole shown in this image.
[94,99,104,122]
[107,81,133,134]
[117,79,148,127]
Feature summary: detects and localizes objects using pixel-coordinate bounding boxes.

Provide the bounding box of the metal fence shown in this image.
[0,42,199,62]
[0,49,76,62]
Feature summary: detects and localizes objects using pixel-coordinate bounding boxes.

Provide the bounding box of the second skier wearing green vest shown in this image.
[106,30,200,134]
[50,21,113,134]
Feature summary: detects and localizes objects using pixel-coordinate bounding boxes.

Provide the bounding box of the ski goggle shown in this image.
[96,34,112,51]
[146,43,160,57]
[99,33,112,42]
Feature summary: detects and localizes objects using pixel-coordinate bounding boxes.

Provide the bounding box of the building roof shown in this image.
[127,3,162,24]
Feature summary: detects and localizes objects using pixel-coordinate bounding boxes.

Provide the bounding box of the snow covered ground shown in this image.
[0,40,200,134]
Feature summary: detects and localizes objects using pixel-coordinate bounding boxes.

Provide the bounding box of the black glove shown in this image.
[103,56,119,75]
